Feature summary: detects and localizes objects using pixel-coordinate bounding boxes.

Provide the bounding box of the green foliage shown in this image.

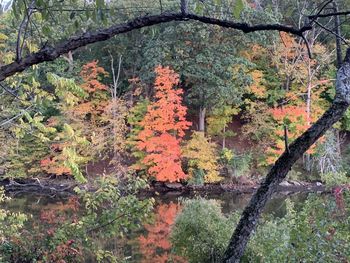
[127,98,150,171]
[320,171,350,187]
[171,194,350,263]
[0,176,154,262]
[188,168,205,186]
[0,187,28,262]
[0,187,27,237]
[47,73,88,102]
[207,105,239,146]
[171,198,238,263]
[220,149,252,178]
[233,0,245,19]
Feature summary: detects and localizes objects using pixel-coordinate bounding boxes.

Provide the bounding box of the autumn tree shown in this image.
[207,105,240,149]
[137,66,191,182]
[43,61,128,181]
[182,131,221,183]
[127,97,150,171]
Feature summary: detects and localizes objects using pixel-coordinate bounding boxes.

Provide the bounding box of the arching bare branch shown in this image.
[0,11,311,82]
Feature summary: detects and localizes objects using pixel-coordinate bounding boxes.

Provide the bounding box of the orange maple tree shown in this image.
[137,66,191,182]
[266,105,317,164]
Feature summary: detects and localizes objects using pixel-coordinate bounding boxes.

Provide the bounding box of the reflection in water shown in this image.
[138,202,187,263]
[0,192,311,262]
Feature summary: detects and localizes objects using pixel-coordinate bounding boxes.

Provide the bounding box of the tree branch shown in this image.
[15,0,35,62]
[308,10,350,19]
[0,12,311,82]
[223,48,350,262]
[314,20,349,46]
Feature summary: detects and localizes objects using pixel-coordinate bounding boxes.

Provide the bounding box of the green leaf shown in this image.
[233,0,244,19]
[96,0,105,8]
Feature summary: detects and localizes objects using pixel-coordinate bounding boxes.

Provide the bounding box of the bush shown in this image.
[171,198,237,263]
[171,194,350,263]
[219,149,252,179]
[320,171,350,187]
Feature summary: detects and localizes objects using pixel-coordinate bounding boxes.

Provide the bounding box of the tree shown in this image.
[2,1,350,262]
[207,105,240,149]
[0,1,311,82]
[127,97,150,171]
[223,50,350,262]
[137,66,191,182]
[182,131,221,183]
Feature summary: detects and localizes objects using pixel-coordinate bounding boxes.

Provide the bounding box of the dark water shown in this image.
[1,191,312,262]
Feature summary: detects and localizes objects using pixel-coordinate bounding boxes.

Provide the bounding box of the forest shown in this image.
[0,0,349,262]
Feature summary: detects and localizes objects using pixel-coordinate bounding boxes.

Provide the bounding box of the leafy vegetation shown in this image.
[171,194,350,262]
[1,0,350,262]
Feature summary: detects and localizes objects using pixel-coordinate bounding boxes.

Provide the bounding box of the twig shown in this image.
[308,0,334,25]
[15,0,35,62]
[0,106,33,127]
[308,10,350,19]
[314,20,350,46]
[301,34,313,58]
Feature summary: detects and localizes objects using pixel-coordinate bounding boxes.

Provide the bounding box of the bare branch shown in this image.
[308,10,350,19]
[314,20,350,46]
[15,0,35,62]
[308,0,334,24]
[0,12,311,82]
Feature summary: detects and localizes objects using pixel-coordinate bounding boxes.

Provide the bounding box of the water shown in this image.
[0,190,312,262]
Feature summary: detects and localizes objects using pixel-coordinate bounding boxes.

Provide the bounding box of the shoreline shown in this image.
[0,178,330,197]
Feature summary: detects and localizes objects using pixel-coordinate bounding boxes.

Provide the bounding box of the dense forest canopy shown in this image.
[0,0,350,262]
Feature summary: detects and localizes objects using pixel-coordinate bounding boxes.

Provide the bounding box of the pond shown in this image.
[0,190,318,262]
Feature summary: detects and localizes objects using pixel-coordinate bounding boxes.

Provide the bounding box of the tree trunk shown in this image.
[223,48,350,262]
[199,107,206,132]
[62,51,74,72]
[333,1,342,70]
[304,65,312,172]
[223,125,226,149]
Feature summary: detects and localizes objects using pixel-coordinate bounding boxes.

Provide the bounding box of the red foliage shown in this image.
[80,60,108,93]
[266,105,320,164]
[138,203,187,263]
[137,66,191,182]
[40,157,72,176]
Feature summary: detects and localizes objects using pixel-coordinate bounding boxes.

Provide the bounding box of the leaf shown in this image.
[96,0,105,8]
[233,0,244,19]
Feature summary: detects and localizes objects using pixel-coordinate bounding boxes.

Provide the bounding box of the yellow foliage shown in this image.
[248,70,266,98]
[182,132,221,183]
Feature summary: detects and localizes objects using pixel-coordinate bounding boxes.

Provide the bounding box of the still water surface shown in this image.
[2,191,311,262]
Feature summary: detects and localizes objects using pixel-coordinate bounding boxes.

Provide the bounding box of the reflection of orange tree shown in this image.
[39,196,82,261]
[138,202,187,263]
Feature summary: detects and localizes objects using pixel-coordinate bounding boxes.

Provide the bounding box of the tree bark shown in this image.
[223,48,350,262]
[199,107,206,132]
[0,12,311,82]
[333,1,342,70]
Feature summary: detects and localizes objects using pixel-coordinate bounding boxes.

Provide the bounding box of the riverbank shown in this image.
[0,178,329,196]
